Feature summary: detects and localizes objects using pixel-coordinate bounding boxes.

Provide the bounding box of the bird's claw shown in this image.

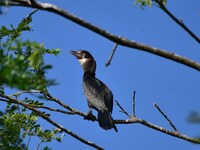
[84,113,96,122]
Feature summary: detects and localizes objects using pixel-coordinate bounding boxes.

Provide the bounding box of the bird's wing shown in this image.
[83,76,113,113]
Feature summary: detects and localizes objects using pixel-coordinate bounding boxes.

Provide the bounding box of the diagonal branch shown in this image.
[155,1,200,44]
[45,92,88,118]
[115,99,131,118]
[105,43,118,66]
[2,0,200,71]
[9,90,90,118]
[115,118,200,144]
[154,103,179,132]
[0,93,104,150]
[114,100,200,144]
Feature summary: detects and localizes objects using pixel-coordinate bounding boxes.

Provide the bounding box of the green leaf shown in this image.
[134,0,153,8]
[45,48,60,56]
[0,26,12,38]
[28,49,44,70]
[134,0,167,8]
[17,16,32,33]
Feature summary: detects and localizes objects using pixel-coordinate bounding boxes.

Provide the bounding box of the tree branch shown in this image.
[155,1,200,44]
[1,91,200,146]
[2,0,200,71]
[114,101,200,144]
[0,93,104,150]
[115,100,132,118]
[105,43,118,66]
[154,103,179,132]
[114,118,200,144]
[32,105,75,115]
[9,90,91,119]
[45,92,89,118]
[132,91,136,117]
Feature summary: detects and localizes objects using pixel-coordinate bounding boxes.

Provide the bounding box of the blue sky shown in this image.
[1,0,200,150]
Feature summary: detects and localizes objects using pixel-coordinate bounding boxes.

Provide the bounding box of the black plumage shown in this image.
[70,50,118,132]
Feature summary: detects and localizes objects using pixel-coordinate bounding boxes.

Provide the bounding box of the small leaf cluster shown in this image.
[0,16,32,44]
[135,0,167,8]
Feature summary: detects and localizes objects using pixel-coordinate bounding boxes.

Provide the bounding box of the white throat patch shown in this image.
[78,58,96,73]
[78,58,88,66]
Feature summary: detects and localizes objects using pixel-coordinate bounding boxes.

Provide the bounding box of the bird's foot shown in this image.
[84,113,96,122]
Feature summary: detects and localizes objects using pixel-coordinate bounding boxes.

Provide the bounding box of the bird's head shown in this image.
[70,50,96,73]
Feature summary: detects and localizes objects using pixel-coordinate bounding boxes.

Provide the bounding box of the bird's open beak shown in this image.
[69,50,82,59]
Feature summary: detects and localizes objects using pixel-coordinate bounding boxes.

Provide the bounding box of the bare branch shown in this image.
[114,118,200,144]
[0,98,10,103]
[0,93,104,150]
[44,92,88,118]
[105,43,118,66]
[33,105,74,115]
[114,99,200,144]
[132,91,136,117]
[2,0,200,71]
[154,103,179,132]
[115,99,132,118]
[9,90,43,97]
[156,2,200,44]
[27,8,38,17]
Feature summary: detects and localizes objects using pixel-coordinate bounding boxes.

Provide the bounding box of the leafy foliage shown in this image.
[0,14,62,149]
[0,98,63,149]
[0,15,60,91]
[0,16,32,44]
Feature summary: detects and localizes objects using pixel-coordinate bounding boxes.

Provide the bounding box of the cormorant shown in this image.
[70,50,118,132]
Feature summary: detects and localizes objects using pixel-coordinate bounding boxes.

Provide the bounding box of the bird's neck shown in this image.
[83,71,96,77]
[81,59,96,74]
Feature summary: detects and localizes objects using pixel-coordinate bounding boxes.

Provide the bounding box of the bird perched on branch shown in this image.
[70,50,118,132]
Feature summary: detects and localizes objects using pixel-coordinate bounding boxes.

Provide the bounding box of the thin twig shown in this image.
[33,105,76,115]
[26,136,32,150]
[105,43,118,66]
[45,92,88,118]
[156,1,200,44]
[0,98,9,103]
[115,100,131,118]
[26,8,39,17]
[132,91,136,117]
[154,103,179,132]
[9,90,42,97]
[36,141,42,150]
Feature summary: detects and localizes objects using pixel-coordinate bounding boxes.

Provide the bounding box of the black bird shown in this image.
[70,50,118,132]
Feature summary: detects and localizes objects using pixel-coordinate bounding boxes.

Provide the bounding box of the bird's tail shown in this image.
[98,110,118,132]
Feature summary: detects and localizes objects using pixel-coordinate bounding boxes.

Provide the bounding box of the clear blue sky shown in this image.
[1,0,200,150]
